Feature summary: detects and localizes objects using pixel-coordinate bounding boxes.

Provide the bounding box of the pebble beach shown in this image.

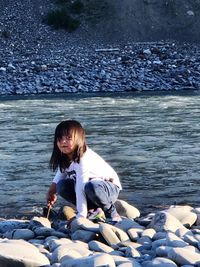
[0,200,200,266]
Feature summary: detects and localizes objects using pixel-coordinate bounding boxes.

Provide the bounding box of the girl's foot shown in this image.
[87,208,105,222]
[106,210,122,224]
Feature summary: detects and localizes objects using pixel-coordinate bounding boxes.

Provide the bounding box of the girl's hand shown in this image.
[47,183,57,207]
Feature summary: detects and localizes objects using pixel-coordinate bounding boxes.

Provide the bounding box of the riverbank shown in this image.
[0,41,200,95]
[0,201,200,266]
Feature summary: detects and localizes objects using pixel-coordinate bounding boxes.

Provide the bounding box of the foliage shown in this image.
[70,0,84,14]
[1,30,11,39]
[44,8,80,32]
[43,0,84,32]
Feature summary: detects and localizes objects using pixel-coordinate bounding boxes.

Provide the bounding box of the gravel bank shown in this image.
[0,41,200,95]
[0,0,200,95]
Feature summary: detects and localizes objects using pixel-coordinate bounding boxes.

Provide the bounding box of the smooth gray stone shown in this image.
[46,238,75,252]
[88,240,114,253]
[176,228,199,246]
[30,216,51,229]
[156,245,172,257]
[127,228,141,241]
[0,219,29,234]
[111,255,142,267]
[115,218,144,232]
[51,242,91,263]
[141,228,156,239]
[153,232,167,240]
[144,257,178,267]
[149,211,184,233]
[60,253,115,267]
[152,239,167,250]
[3,229,35,240]
[125,246,141,258]
[115,199,140,219]
[33,226,55,237]
[0,239,50,266]
[99,223,130,246]
[168,247,200,265]
[166,232,189,247]
[71,229,97,242]
[70,217,100,233]
[165,206,197,227]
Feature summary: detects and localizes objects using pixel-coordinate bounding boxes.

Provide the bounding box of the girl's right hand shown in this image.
[47,183,57,207]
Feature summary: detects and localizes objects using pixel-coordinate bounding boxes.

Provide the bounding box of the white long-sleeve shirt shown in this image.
[52,147,122,218]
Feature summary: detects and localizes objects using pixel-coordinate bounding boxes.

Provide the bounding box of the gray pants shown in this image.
[56,178,120,217]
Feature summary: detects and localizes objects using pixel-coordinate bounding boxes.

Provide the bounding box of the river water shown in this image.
[0,91,200,218]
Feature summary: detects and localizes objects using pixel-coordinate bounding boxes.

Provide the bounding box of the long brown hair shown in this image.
[49,120,87,172]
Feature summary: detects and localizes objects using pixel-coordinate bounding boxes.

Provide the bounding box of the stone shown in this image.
[125,246,141,258]
[176,227,199,246]
[71,229,97,242]
[46,238,74,252]
[144,257,178,266]
[156,245,172,257]
[62,203,76,220]
[88,240,114,253]
[116,218,144,232]
[51,243,91,264]
[115,199,140,219]
[166,232,189,247]
[0,219,29,234]
[149,211,184,232]
[99,223,130,246]
[70,217,100,233]
[60,253,116,267]
[111,255,142,267]
[3,229,35,240]
[33,226,55,237]
[0,239,50,266]
[168,247,200,265]
[165,206,197,227]
[141,228,156,239]
[30,216,51,229]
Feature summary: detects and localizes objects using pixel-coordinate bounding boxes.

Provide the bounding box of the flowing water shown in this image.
[0,91,200,218]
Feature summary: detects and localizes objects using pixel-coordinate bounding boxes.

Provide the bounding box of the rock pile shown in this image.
[0,42,200,95]
[0,200,200,266]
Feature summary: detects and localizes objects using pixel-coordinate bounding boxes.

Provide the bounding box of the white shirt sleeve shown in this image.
[75,161,89,218]
[52,168,66,184]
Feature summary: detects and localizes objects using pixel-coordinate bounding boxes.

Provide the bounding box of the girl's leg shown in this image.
[56,179,76,205]
[84,179,120,220]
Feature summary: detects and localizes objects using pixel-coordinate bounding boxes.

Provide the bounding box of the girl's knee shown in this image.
[84,181,94,195]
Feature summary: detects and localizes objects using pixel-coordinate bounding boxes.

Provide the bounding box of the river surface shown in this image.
[0,91,200,218]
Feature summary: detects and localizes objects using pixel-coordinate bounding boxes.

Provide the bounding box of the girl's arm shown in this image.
[46,182,57,207]
[47,168,65,207]
[75,162,89,218]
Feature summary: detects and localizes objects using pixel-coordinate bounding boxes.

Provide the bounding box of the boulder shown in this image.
[115,199,140,219]
[0,239,50,266]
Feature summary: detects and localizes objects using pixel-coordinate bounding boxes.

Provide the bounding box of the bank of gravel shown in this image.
[0,200,200,267]
[1,0,200,96]
[0,41,200,96]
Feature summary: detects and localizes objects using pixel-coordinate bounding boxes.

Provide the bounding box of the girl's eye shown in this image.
[58,136,72,142]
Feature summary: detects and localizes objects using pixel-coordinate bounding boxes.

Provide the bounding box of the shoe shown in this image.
[105,210,122,225]
[87,208,105,222]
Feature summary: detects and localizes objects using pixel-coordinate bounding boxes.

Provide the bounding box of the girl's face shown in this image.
[57,135,75,158]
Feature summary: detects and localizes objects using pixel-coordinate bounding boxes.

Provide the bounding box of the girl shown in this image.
[46,119,122,223]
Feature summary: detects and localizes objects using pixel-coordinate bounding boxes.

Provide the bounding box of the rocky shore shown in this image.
[0,41,200,96]
[0,199,200,266]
